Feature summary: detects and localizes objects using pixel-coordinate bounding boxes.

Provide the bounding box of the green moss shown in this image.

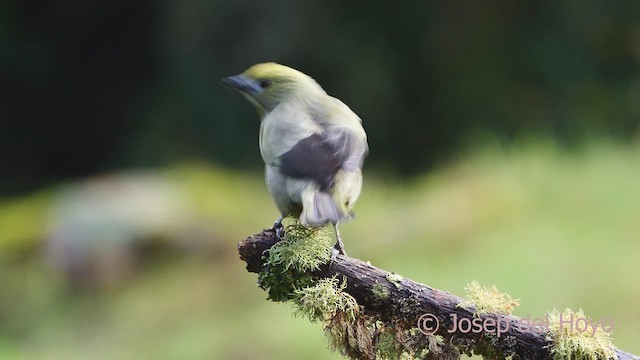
[372,281,390,300]
[257,223,525,359]
[546,308,617,360]
[290,271,447,359]
[374,325,448,360]
[457,280,519,316]
[257,220,332,301]
[293,277,358,323]
[267,221,332,272]
[294,277,376,359]
[374,328,399,359]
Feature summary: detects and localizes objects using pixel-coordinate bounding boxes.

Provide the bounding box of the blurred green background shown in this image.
[1,1,639,359]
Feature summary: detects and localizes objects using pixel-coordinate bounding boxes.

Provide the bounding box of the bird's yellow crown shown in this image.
[226,63,325,115]
[243,62,312,84]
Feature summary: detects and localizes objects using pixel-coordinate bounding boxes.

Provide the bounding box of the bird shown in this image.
[222,63,368,256]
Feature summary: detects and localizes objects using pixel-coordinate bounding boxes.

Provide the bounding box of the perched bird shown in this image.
[222,63,368,255]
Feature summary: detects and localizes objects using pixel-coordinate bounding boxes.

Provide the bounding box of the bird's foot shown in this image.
[330,241,346,264]
[329,222,346,264]
[272,217,285,241]
[330,247,340,264]
[333,241,347,256]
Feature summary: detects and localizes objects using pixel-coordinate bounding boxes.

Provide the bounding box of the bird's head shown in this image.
[222,63,323,116]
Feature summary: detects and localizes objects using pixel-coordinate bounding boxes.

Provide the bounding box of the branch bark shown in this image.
[238,229,639,360]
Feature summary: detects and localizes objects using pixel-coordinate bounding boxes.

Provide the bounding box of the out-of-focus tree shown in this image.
[2,0,639,195]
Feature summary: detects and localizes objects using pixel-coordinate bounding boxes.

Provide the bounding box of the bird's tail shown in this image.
[300,188,351,226]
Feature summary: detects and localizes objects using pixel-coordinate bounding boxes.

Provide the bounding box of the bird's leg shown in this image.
[333,222,346,256]
[272,216,285,241]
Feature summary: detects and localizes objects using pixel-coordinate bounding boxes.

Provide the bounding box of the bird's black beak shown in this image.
[221,74,259,93]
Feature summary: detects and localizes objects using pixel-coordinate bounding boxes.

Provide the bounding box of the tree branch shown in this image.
[238,229,639,360]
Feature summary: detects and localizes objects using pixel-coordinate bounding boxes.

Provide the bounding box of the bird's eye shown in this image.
[259,79,272,89]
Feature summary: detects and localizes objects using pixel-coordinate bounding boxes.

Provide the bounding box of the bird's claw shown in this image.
[272,217,285,241]
[330,247,340,265]
[274,225,285,241]
[330,243,346,265]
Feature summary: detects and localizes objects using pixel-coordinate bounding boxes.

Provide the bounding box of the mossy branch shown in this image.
[238,228,639,360]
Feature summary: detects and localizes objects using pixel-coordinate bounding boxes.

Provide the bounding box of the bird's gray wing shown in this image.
[278,127,367,190]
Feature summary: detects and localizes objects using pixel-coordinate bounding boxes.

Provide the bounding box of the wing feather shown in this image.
[278,127,367,190]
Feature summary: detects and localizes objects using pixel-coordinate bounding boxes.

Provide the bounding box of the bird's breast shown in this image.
[258,104,322,166]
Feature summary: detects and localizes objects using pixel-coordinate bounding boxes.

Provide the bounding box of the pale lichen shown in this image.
[457,280,520,316]
[374,323,445,360]
[293,276,358,323]
[257,220,332,301]
[372,281,390,300]
[293,276,376,359]
[386,272,404,290]
[257,224,521,359]
[546,308,617,360]
[266,220,332,272]
[290,268,446,359]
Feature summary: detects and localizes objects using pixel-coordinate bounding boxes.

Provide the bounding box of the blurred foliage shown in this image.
[2,1,640,358]
[2,0,640,194]
[0,139,639,358]
[0,190,51,253]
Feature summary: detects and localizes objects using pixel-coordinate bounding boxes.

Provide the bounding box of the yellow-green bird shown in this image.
[222,63,368,255]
